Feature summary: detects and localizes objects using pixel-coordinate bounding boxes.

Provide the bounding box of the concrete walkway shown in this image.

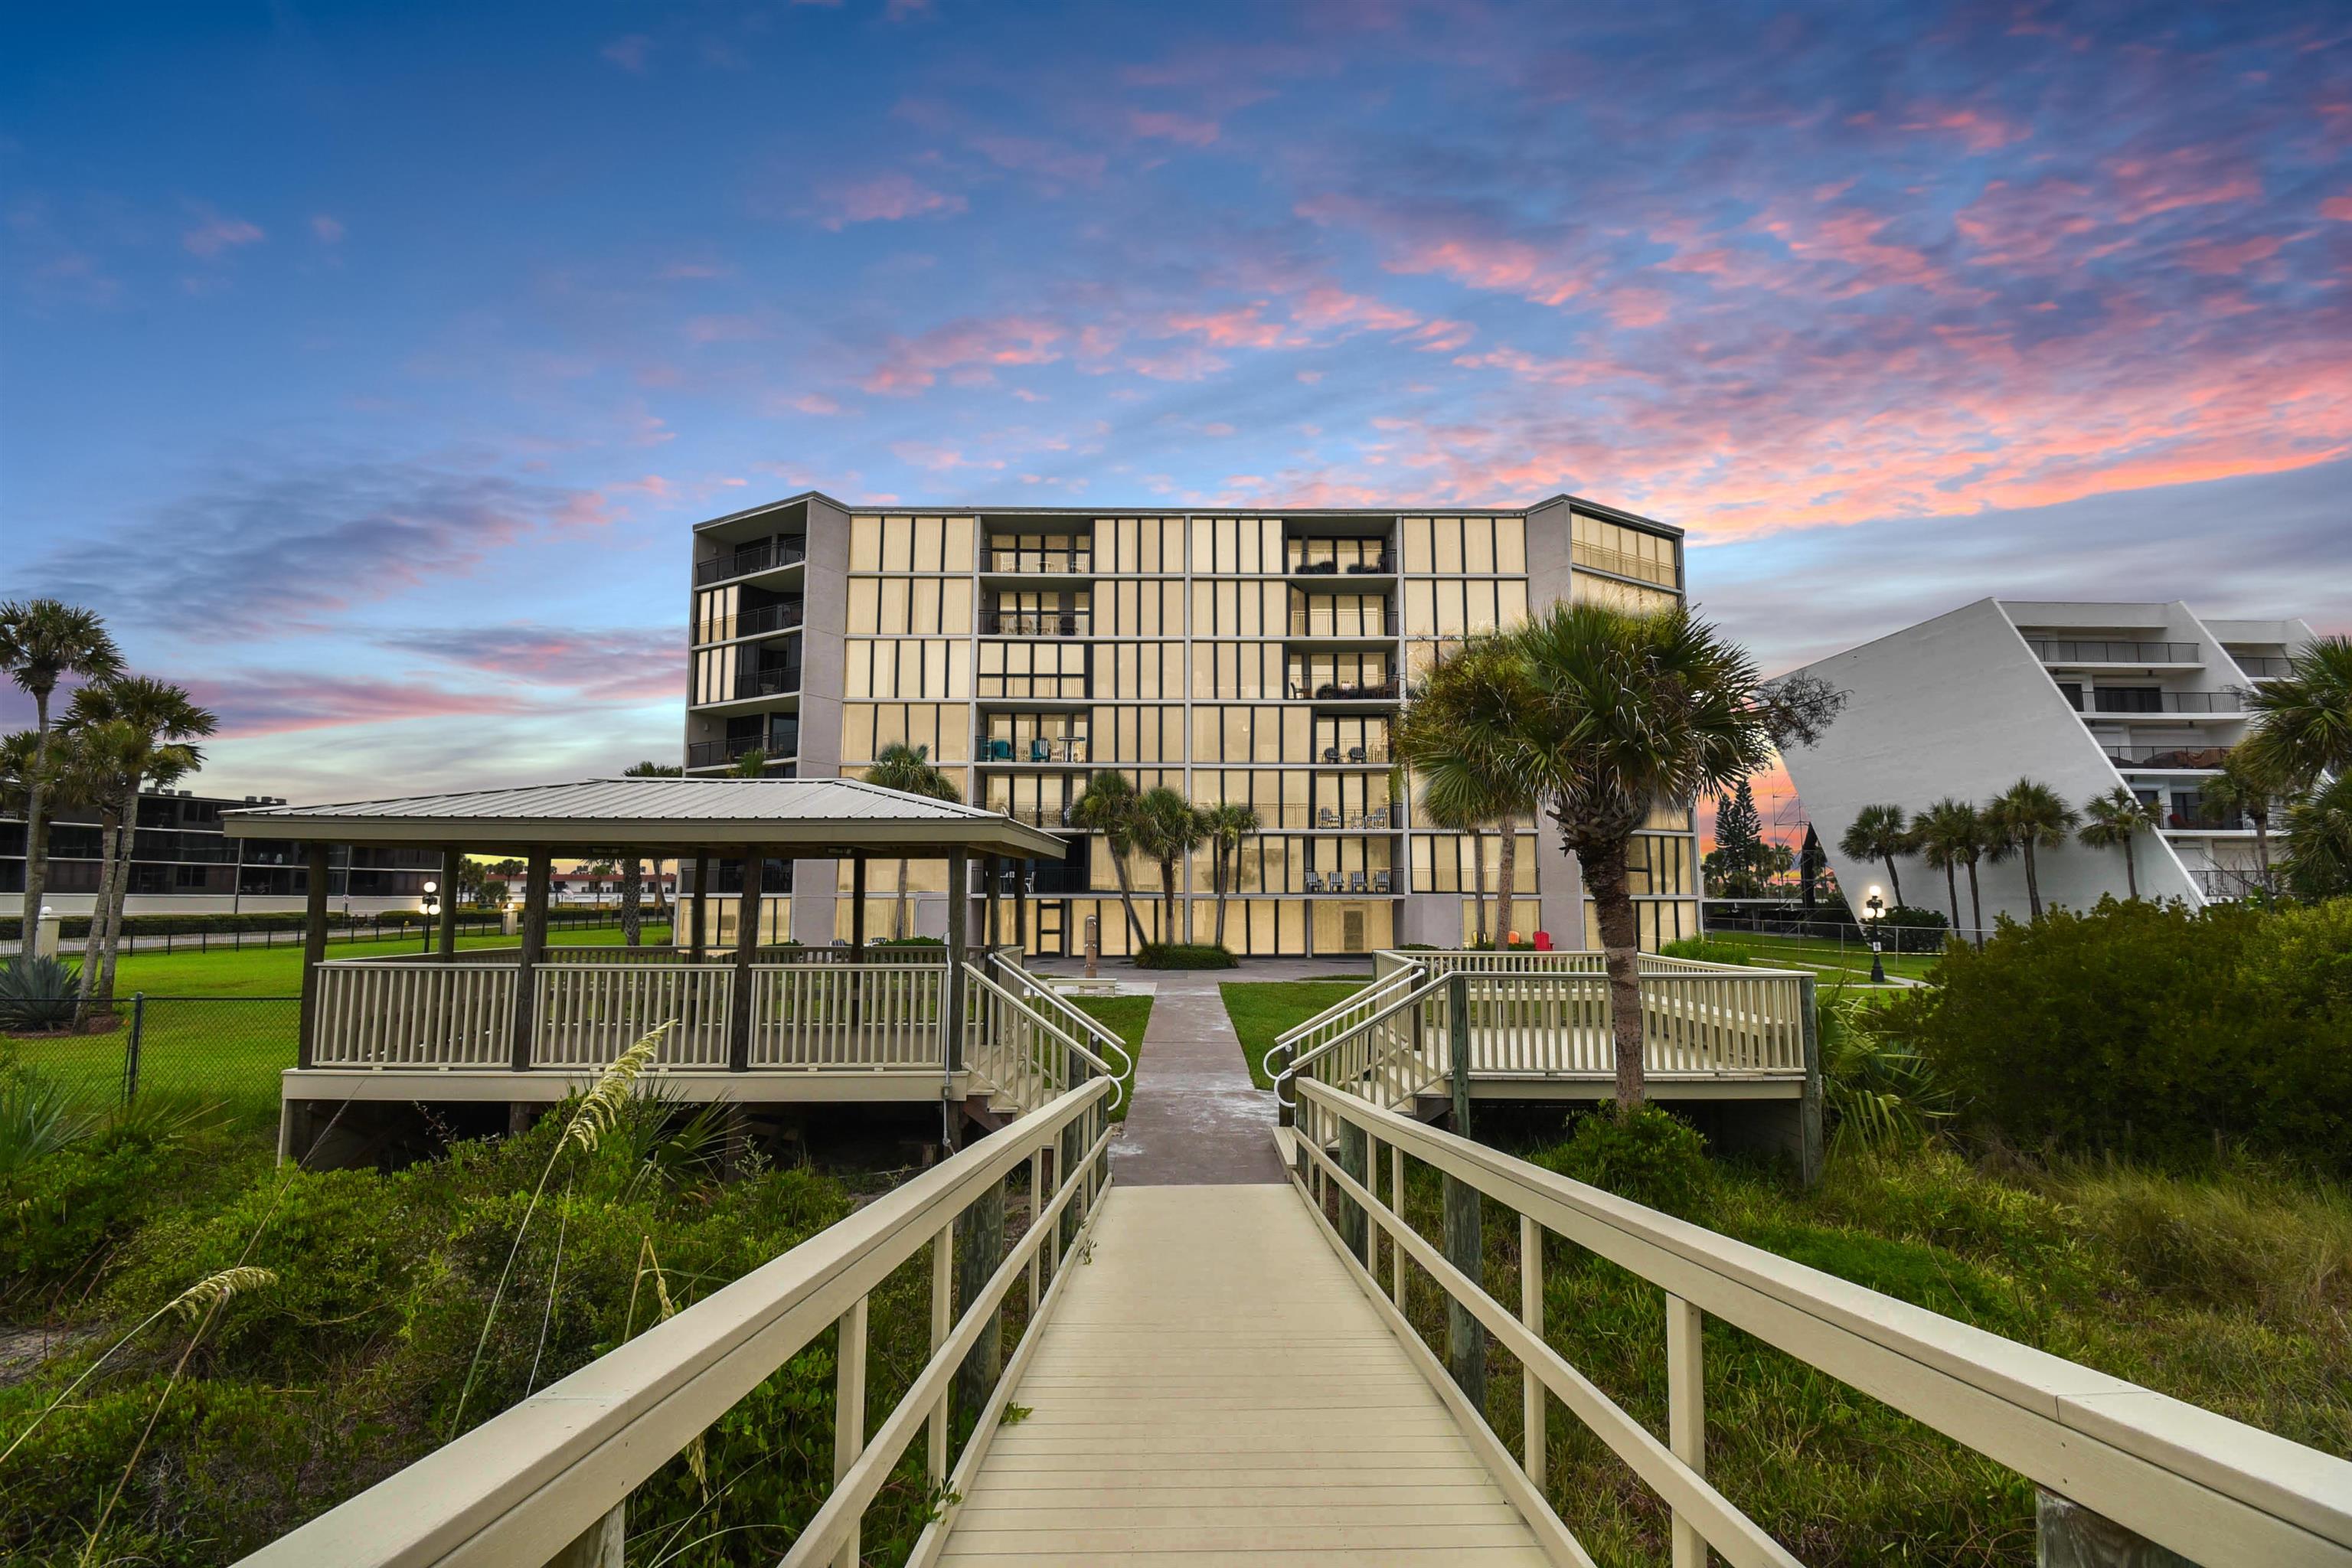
[1110,969,1286,1184]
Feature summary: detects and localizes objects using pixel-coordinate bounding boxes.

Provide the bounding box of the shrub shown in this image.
[0,1067,93,1177]
[1658,936,1756,966]
[0,955,82,1031]
[1818,991,1950,1155]
[1880,897,2352,1173]
[1870,904,1951,953]
[1534,1102,1713,1217]
[1133,942,1237,969]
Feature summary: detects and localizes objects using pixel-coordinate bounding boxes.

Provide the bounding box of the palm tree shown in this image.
[2200,751,2284,896]
[862,743,961,939]
[1838,803,1911,910]
[0,599,122,938]
[1070,770,1150,947]
[1131,787,1207,942]
[1404,606,1842,1107]
[617,760,683,946]
[2238,635,2352,792]
[1201,802,1259,946]
[64,677,215,1017]
[2279,774,2352,900]
[2077,786,2162,900]
[728,749,768,778]
[1984,777,2076,920]
[1911,799,1981,935]
[1398,637,1540,946]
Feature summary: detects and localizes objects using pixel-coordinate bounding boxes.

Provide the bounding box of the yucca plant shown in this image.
[0,953,82,1031]
[0,1066,93,1176]
[1818,990,1951,1154]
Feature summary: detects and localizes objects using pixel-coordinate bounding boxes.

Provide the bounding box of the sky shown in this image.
[3,0,2348,828]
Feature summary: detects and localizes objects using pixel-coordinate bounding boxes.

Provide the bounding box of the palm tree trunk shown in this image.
[894,858,912,939]
[2023,843,2043,920]
[1945,864,1961,933]
[19,691,53,936]
[619,858,643,947]
[1108,852,1148,946]
[2252,811,2273,894]
[75,809,119,1025]
[1965,858,1984,949]
[1213,845,1230,946]
[1882,854,1904,910]
[1471,834,1490,946]
[2122,836,2138,900]
[1577,838,1646,1108]
[97,779,139,1007]
[1159,859,1178,941]
[1494,827,1517,947]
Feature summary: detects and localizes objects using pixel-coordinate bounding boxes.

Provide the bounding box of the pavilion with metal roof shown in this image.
[223,778,1089,1163]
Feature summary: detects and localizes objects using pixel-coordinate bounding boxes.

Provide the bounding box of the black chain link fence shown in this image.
[9,995,299,1132]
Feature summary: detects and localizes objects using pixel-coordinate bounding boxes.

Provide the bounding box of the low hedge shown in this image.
[0,907,623,940]
[1134,942,1237,969]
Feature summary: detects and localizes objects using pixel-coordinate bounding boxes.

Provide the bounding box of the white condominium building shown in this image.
[1782,599,2315,926]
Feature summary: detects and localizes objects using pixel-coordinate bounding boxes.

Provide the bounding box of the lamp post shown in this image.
[1864,887,1886,985]
[420,880,439,953]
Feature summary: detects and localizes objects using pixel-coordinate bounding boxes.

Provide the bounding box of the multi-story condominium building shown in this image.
[3,787,437,917]
[1782,599,2317,924]
[683,491,1699,958]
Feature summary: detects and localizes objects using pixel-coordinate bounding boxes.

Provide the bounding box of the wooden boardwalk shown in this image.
[939,1184,1550,1565]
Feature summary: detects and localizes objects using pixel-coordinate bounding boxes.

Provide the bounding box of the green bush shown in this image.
[1872,904,1951,953]
[1133,942,1237,969]
[1658,936,1756,966]
[1880,897,2352,1173]
[0,954,83,1030]
[1534,1103,1713,1217]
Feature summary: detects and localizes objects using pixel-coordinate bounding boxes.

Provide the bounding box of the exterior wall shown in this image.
[1782,597,2308,928]
[684,494,1698,957]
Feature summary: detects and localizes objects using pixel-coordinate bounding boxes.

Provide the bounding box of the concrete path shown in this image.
[1110,969,1287,1184]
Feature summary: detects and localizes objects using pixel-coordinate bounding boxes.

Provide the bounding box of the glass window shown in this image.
[1402,517,1433,575]
[880,517,913,574]
[849,517,883,572]
[1432,517,1463,574]
[943,515,975,571]
[1463,518,1494,574]
[1494,516,1526,575]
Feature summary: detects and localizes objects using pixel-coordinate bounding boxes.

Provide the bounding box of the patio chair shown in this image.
[1371,871,1391,894]
[1031,738,1051,762]
[1322,746,1341,764]
[1303,871,1324,893]
[1347,746,1366,763]
[1365,807,1387,828]
[1318,808,1340,829]
[1348,871,1368,893]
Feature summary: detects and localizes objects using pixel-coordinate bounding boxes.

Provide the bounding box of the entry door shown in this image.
[1034,901,1067,957]
[1342,908,1367,953]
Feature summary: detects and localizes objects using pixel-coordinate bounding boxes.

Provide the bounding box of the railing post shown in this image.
[510,852,550,1089]
[298,842,330,1070]
[942,849,969,1148]
[929,1222,952,1488]
[955,1174,1003,1426]
[1666,1292,1704,1568]
[1338,1116,1369,1260]
[2035,1491,2195,1568]
[1521,1211,1544,1489]
[1448,972,1471,1134]
[1796,973,1823,1187]
[544,1503,623,1568]
[123,992,145,1106]
[833,1296,867,1568]
[729,848,760,1075]
[1390,1142,1406,1307]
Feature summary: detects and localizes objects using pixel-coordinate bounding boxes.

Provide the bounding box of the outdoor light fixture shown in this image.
[1864,886,1887,985]
[420,879,440,952]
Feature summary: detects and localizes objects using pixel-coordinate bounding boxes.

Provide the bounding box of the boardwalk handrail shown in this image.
[1289,1079,2352,1568]
[236,1077,1116,1568]
[1268,959,1429,1089]
[984,953,1134,1087]
[1276,970,1449,1115]
[961,962,1125,1114]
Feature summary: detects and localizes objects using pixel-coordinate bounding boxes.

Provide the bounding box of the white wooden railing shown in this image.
[533,964,733,1068]
[1289,1079,2352,1568]
[961,963,1123,1116]
[234,1079,1117,1568]
[984,953,1134,1089]
[749,962,946,1070]
[312,961,514,1067]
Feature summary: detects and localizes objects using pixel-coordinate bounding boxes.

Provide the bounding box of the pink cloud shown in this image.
[1130,111,1220,146]
[814,172,967,230]
[182,210,264,257]
[1289,286,1419,333]
[1904,105,2030,152]
[2178,234,2287,274]
[2320,195,2352,221]
[1163,302,1303,349]
[861,315,1066,394]
[2106,149,2262,222]
[789,392,842,415]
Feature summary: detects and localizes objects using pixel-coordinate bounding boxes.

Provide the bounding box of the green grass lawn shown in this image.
[1702,929,1943,985]
[101,921,674,998]
[1220,979,1369,1089]
[1069,995,1150,1120]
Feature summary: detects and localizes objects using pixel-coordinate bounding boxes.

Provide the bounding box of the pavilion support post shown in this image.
[436,848,460,956]
[985,854,1002,952]
[941,848,969,1149]
[297,842,331,1070]
[1014,866,1027,951]
[511,852,550,1070]
[730,849,761,1074]
[851,856,867,962]
[689,855,710,963]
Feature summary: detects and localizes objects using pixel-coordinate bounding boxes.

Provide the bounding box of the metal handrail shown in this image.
[987,954,1133,1087]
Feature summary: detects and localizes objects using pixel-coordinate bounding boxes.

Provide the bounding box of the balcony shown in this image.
[2029,639,2201,665]
[697,601,805,644]
[2106,745,2230,770]
[2230,654,2295,678]
[2073,689,2248,716]
[984,546,1093,574]
[1570,542,1679,590]
[979,736,1089,763]
[695,537,806,586]
[688,732,797,769]
[1312,743,1391,765]
[1285,552,1394,577]
[2163,810,2246,833]
[986,802,1080,829]
[1285,609,1399,639]
[983,864,1090,895]
[1288,678,1402,702]
[1301,870,1395,895]
[979,609,1092,637]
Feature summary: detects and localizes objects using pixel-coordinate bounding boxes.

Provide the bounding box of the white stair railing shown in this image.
[984,954,1134,1089]
[960,963,1124,1116]
[1266,959,1429,1091]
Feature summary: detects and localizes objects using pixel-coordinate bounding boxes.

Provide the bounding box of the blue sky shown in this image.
[4,0,2347,808]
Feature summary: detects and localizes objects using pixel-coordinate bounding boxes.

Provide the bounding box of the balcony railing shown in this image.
[1311,743,1391,764]
[1286,610,1399,638]
[2029,639,2200,665]
[1570,542,1679,589]
[984,547,1093,574]
[995,802,1398,831]
[688,731,798,769]
[979,609,1091,637]
[2077,688,2247,714]
[694,537,807,586]
[979,737,1088,763]
[1285,553,1394,576]
[745,664,802,697]
[1287,678,1401,701]
[2164,810,2246,832]
[2230,654,2295,678]
[2106,745,2230,769]
[695,601,805,644]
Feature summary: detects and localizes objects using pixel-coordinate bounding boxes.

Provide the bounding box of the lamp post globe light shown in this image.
[420,879,439,952]
[1864,885,1886,985]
